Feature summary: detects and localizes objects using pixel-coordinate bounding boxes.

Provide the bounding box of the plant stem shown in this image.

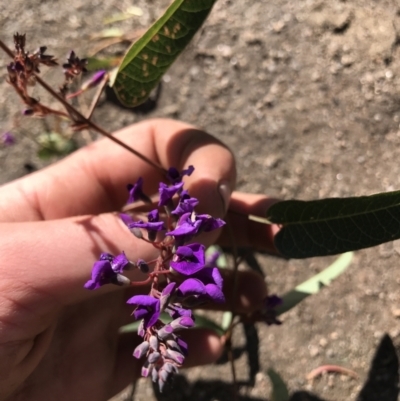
[0,38,167,174]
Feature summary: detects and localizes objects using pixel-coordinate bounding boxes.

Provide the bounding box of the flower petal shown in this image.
[177,278,206,297]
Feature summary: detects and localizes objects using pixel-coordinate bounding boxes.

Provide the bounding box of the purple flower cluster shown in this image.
[84,166,226,391]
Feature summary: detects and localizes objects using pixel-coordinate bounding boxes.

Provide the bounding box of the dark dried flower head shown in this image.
[32,46,58,68]
[63,50,87,80]
[13,32,26,52]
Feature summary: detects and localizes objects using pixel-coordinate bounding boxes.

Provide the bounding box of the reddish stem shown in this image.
[307,365,359,381]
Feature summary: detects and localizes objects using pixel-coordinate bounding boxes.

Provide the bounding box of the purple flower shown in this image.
[1,132,15,146]
[127,295,161,330]
[177,266,225,304]
[126,177,151,204]
[120,210,165,241]
[84,253,132,290]
[166,212,225,244]
[158,182,184,207]
[111,251,130,272]
[160,282,177,310]
[81,70,106,91]
[171,191,199,217]
[84,260,118,289]
[170,243,205,275]
[166,165,194,184]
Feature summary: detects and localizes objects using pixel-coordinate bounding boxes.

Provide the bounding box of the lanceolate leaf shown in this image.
[267,192,400,258]
[112,0,217,107]
[275,252,353,316]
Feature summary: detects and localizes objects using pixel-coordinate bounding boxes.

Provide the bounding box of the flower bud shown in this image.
[133,341,149,359]
[149,335,159,351]
[141,362,151,378]
[165,349,184,365]
[159,368,170,383]
[115,274,131,286]
[158,378,166,392]
[137,320,145,337]
[81,70,106,91]
[170,316,194,330]
[148,351,161,364]
[151,367,159,382]
[137,259,149,273]
[22,109,34,116]
[131,227,143,239]
[163,362,178,374]
[157,324,173,339]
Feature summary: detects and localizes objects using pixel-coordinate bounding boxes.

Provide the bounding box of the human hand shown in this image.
[0,119,277,401]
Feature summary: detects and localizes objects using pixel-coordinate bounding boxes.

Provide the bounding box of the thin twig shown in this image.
[307,365,359,382]
[223,213,240,401]
[86,73,109,120]
[226,344,239,401]
[0,38,167,174]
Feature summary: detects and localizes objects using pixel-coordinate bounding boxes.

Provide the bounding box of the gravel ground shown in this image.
[2,1,400,400]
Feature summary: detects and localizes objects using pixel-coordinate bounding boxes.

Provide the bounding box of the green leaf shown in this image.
[275,252,353,316]
[193,314,225,336]
[267,369,290,401]
[267,192,400,258]
[37,132,77,159]
[86,56,121,71]
[112,0,217,107]
[221,311,232,331]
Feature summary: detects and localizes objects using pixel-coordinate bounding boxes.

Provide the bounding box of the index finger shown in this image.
[0,119,235,223]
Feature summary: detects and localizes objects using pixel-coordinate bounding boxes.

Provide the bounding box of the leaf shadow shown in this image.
[289,334,399,401]
[151,375,265,401]
[356,334,399,401]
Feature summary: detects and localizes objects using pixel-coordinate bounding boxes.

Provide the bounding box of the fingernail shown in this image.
[218,180,232,215]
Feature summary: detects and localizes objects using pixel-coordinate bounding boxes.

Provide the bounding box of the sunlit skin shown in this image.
[0,119,279,401]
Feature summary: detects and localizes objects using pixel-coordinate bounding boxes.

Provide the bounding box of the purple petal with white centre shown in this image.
[170,243,205,275]
[111,252,129,273]
[127,295,160,329]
